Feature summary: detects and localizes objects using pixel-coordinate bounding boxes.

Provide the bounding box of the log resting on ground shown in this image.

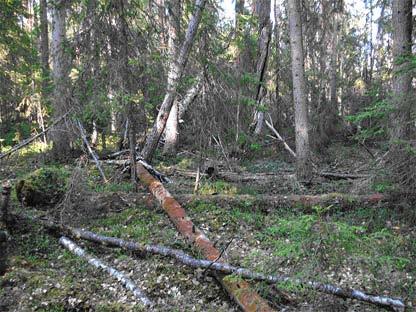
[15,214,405,312]
[175,169,369,182]
[175,193,385,212]
[59,236,152,307]
[136,164,274,312]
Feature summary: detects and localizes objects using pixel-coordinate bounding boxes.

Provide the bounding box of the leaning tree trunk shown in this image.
[253,0,272,135]
[141,0,206,162]
[163,0,182,155]
[390,0,413,141]
[50,0,72,158]
[288,0,312,181]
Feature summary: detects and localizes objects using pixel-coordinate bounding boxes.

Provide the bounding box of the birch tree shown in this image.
[141,0,206,161]
[163,0,182,155]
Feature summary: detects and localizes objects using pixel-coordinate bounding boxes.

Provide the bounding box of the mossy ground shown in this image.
[0,143,415,311]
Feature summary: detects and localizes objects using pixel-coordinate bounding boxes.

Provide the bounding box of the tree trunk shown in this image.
[141,0,206,162]
[253,0,272,135]
[288,0,312,181]
[390,0,413,140]
[50,0,72,158]
[39,0,49,95]
[163,0,182,155]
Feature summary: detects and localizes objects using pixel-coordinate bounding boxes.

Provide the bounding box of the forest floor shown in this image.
[0,142,415,311]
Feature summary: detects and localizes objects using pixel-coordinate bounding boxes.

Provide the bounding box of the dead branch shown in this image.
[103,157,171,184]
[136,164,274,311]
[265,116,297,158]
[0,111,71,160]
[76,120,107,183]
[59,236,153,307]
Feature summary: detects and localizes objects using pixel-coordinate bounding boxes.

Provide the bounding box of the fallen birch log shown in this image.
[136,164,274,311]
[59,236,152,307]
[12,213,407,311]
[0,111,71,160]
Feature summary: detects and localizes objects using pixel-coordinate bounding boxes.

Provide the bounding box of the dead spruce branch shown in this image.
[59,236,152,307]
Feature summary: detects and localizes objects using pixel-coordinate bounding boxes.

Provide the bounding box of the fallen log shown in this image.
[0,111,71,160]
[136,164,275,311]
[318,172,369,180]
[59,236,152,307]
[175,193,385,212]
[18,215,404,312]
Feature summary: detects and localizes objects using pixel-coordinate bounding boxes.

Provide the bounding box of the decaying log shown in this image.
[76,120,107,183]
[136,164,275,311]
[318,172,369,180]
[176,193,385,211]
[59,236,152,307]
[11,213,407,311]
[0,111,71,160]
[176,168,369,183]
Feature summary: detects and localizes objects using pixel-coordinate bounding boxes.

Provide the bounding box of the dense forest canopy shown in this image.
[0,0,415,311]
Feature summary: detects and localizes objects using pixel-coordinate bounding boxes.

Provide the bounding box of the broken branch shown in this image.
[0,111,71,160]
[76,120,107,183]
